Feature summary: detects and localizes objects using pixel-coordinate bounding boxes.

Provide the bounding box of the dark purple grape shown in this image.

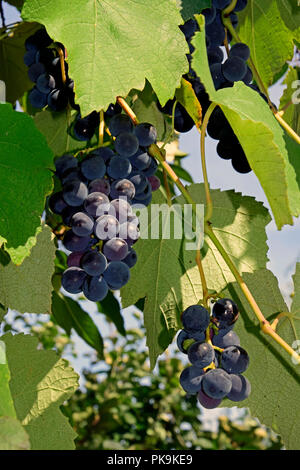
[180,366,204,393]
[62,179,88,207]
[109,199,133,221]
[129,173,148,194]
[110,179,136,200]
[108,114,133,136]
[197,389,222,409]
[81,250,107,276]
[63,230,91,252]
[81,155,106,180]
[188,342,215,368]
[123,248,137,268]
[130,149,151,171]
[92,147,115,162]
[212,330,240,348]
[114,132,139,158]
[221,346,249,374]
[182,305,210,333]
[47,88,68,112]
[88,178,110,195]
[103,237,129,261]
[71,212,94,237]
[103,261,130,289]
[107,156,132,179]
[227,374,251,401]
[119,222,140,245]
[202,6,216,25]
[212,298,239,330]
[83,276,108,301]
[28,87,48,109]
[61,267,87,294]
[48,191,67,214]
[24,49,36,67]
[134,123,157,147]
[222,56,247,82]
[55,154,78,177]
[147,175,160,191]
[142,157,158,177]
[67,251,85,268]
[84,192,110,217]
[202,368,232,399]
[94,215,120,241]
[229,43,250,61]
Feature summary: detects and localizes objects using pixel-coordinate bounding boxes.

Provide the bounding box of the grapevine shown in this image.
[0,0,299,452]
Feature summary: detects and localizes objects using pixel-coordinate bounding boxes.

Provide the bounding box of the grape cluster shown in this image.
[49,115,160,301]
[157,0,262,174]
[24,28,77,112]
[177,298,251,409]
[24,29,123,143]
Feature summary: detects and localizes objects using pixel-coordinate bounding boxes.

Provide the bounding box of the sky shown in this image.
[2,1,300,431]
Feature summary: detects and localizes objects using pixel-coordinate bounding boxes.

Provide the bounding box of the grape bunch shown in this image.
[177,298,251,409]
[157,0,266,174]
[24,28,123,142]
[49,115,160,301]
[24,28,76,112]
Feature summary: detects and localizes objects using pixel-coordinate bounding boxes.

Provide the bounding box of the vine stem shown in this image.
[54,43,67,85]
[223,0,237,16]
[116,96,300,365]
[99,110,105,146]
[221,15,300,146]
[195,244,209,308]
[205,224,300,365]
[200,102,217,222]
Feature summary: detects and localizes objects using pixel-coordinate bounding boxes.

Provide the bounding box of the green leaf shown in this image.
[0,340,16,418]
[175,77,202,129]
[33,109,91,157]
[237,0,294,87]
[192,19,300,229]
[22,0,189,116]
[276,0,300,42]
[121,185,270,367]
[0,305,7,324]
[97,291,126,337]
[0,103,54,264]
[0,417,30,450]
[1,332,78,450]
[0,225,56,314]
[221,268,300,450]
[176,0,211,21]
[0,22,40,103]
[170,164,194,183]
[52,291,104,357]
[279,66,300,135]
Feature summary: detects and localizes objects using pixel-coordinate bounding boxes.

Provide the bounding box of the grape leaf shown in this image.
[0,103,54,264]
[276,0,300,42]
[52,291,104,357]
[0,225,56,314]
[1,332,78,450]
[0,340,16,418]
[121,184,270,367]
[237,0,294,87]
[221,268,300,450]
[175,77,202,129]
[192,18,300,229]
[279,66,300,136]
[0,22,40,103]
[0,417,30,450]
[176,0,211,21]
[33,109,92,157]
[22,0,189,117]
[97,292,126,337]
